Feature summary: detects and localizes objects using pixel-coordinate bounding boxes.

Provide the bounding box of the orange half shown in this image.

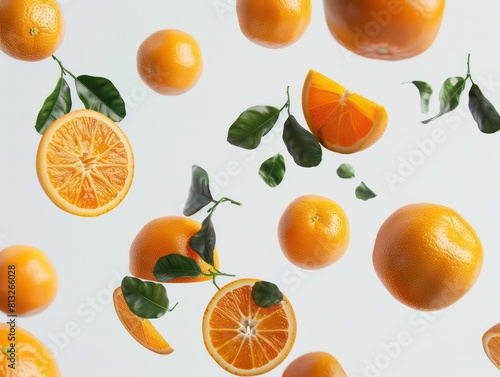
[36,109,134,216]
[302,69,388,154]
[113,287,173,355]
[483,323,500,369]
[202,278,297,376]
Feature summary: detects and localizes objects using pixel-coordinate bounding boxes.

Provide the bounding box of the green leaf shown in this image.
[408,81,433,114]
[355,182,377,201]
[252,281,283,308]
[121,276,170,319]
[468,84,500,134]
[422,77,466,124]
[75,75,126,122]
[153,254,202,282]
[35,76,72,134]
[189,213,216,266]
[282,115,322,167]
[183,165,214,216]
[336,163,355,179]
[259,154,286,187]
[227,106,280,149]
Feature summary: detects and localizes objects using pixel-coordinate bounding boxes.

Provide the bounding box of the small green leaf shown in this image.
[189,213,216,266]
[336,163,355,179]
[422,77,466,124]
[252,281,283,308]
[35,76,72,134]
[121,276,170,319]
[259,154,286,187]
[408,81,433,114]
[183,165,214,216]
[75,75,126,122]
[355,182,377,201]
[153,254,202,282]
[227,106,280,149]
[468,84,500,134]
[282,115,322,167]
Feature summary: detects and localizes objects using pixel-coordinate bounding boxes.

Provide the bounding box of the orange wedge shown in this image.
[202,278,297,376]
[302,69,388,154]
[113,287,173,354]
[483,323,500,369]
[36,109,134,216]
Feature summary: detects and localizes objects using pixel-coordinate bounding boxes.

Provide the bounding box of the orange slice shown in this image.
[483,323,500,369]
[36,109,134,217]
[202,278,297,376]
[302,69,388,154]
[113,287,173,355]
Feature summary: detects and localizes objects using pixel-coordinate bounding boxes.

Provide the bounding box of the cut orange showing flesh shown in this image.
[36,109,134,216]
[483,323,500,369]
[113,287,173,355]
[302,69,388,154]
[202,278,297,376]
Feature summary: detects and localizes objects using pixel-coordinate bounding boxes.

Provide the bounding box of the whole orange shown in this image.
[129,216,219,283]
[0,323,60,376]
[137,29,203,95]
[282,352,347,377]
[323,0,446,60]
[0,0,64,61]
[0,245,58,316]
[236,0,311,48]
[278,195,350,270]
[373,203,483,311]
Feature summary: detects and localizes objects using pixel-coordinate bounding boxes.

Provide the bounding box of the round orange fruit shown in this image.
[282,352,347,377]
[137,29,203,95]
[278,195,350,270]
[483,323,500,370]
[236,0,311,48]
[0,245,58,316]
[373,203,483,311]
[323,0,446,60]
[0,0,64,61]
[129,216,219,283]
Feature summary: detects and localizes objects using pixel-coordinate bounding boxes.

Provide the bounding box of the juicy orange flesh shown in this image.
[114,289,171,352]
[45,116,130,209]
[488,336,500,367]
[209,285,290,370]
[307,72,379,147]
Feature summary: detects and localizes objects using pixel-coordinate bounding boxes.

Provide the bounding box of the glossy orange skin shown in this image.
[137,29,203,95]
[373,203,483,311]
[283,352,347,377]
[0,0,64,61]
[0,245,58,316]
[323,0,446,60]
[278,195,350,270]
[236,0,311,48]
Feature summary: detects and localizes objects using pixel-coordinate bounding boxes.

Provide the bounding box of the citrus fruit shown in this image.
[113,287,173,354]
[0,0,64,61]
[129,216,219,283]
[137,29,203,95]
[373,203,483,311]
[0,323,61,376]
[36,109,134,217]
[302,69,388,154]
[323,0,446,60]
[278,195,350,270]
[202,278,297,376]
[282,352,347,377]
[483,323,500,370]
[236,0,311,48]
[0,245,58,316]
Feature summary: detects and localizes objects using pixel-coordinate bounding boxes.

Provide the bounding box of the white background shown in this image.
[1,0,500,376]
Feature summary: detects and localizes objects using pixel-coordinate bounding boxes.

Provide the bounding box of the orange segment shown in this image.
[36,109,134,216]
[113,287,173,355]
[202,278,296,376]
[302,69,388,154]
[483,323,500,369]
